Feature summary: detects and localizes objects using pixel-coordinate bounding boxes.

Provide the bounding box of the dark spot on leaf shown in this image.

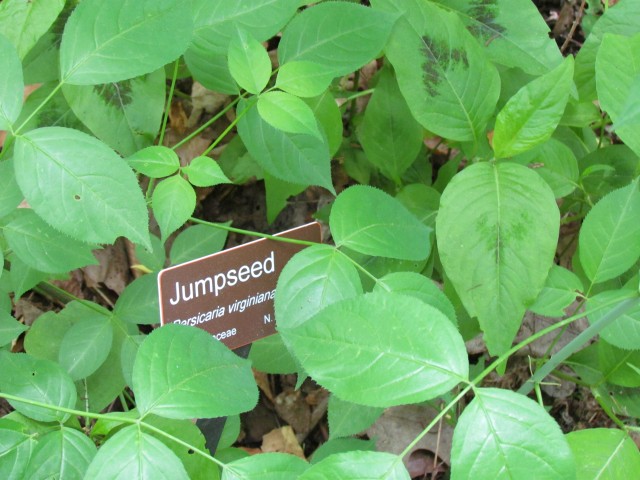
[32,372,36,376]
[467,0,506,41]
[74,194,81,200]
[420,35,469,97]
[94,81,134,108]
[187,449,194,454]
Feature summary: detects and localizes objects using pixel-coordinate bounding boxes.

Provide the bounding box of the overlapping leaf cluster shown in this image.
[1,0,640,478]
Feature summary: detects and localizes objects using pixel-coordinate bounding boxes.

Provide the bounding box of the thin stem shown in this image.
[35,282,110,317]
[560,0,586,54]
[336,248,386,288]
[14,82,64,135]
[201,99,255,157]
[340,88,374,105]
[158,60,181,147]
[188,217,320,247]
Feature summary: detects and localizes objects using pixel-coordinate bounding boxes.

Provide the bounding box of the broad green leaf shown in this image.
[567,428,640,479]
[437,162,559,355]
[450,388,576,479]
[121,334,145,388]
[0,352,76,423]
[513,138,579,198]
[227,28,271,95]
[249,334,298,374]
[375,272,457,326]
[579,180,640,284]
[152,175,196,243]
[23,427,96,480]
[599,340,640,387]
[280,292,468,407]
[127,146,180,178]
[304,91,343,157]
[84,425,189,480]
[143,416,221,480]
[430,0,562,75]
[596,33,640,157]
[575,0,640,101]
[14,127,151,249]
[0,0,64,59]
[279,2,395,77]
[529,265,584,318]
[264,173,306,224]
[372,0,499,144]
[0,33,24,130]
[276,61,335,98]
[63,69,165,156]
[311,438,376,464]
[13,81,85,133]
[275,245,362,329]
[59,317,113,381]
[236,99,333,191]
[185,0,300,93]
[59,0,193,84]
[300,451,409,480]
[330,185,432,261]
[4,209,98,274]
[223,453,309,480]
[9,256,52,300]
[357,67,423,183]
[0,159,23,217]
[257,91,322,140]
[183,156,231,187]
[328,396,384,440]
[114,274,160,325]
[133,324,258,419]
[0,419,34,480]
[0,311,28,348]
[218,415,241,450]
[395,184,440,229]
[135,234,165,272]
[588,290,640,351]
[493,57,574,158]
[170,224,228,265]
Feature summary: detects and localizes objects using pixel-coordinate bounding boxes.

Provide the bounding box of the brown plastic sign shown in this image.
[158,222,321,349]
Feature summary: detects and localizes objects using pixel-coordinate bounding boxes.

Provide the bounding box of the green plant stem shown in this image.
[201,99,255,157]
[340,88,374,104]
[336,249,386,288]
[14,82,64,135]
[158,60,180,147]
[35,281,109,317]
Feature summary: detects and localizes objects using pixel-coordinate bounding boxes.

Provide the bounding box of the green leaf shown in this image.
[223,453,309,480]
[183,156,231,187]
[257,91,322,140]
[114,274,160,325]
[0,159,23,217]
[249,334,298,374]
[0,352,76,423]
[529,265,584,318]
[276,61,335,98]
[185,0,300,93]
[374,272,457,326]
[0,33,24,130]
[330,185,432,261]
[579,180,640,284]
[450,388,576,479]
[0,0,65,59]
[588,290,640,351]
[63,69,166,156]
[357,67,423,183]
[0,311,28,348]
[9,256,52,300]
[437,162,559,355]
[83,425,189,480]
[373,0,499,144]
[275,245,363,330]
[23,427,96,480]
[4,209,98,274]
[567,428,640,479]
[280,292,468,407]
[127,146,181,178]
[14,127,151,249]
[599,340,640,387]
[152,175,196,243]
[575,0,640,101]
[311,438,376,464]
[133,324,258,419]
[596,33,640,158]
[279,3,395,77]
[59,0,193,84]
[121,334,145,388]
[264,173,306,224]
[236,99,333,192]
[0,419,34,480]
[170,224,228,265]
[14,81,85,132]
[228,28,271,95]
[59,317,113,381]
[493,57,574,158]
[328,396,384,440]
[395,184,440,229]
[304,91,343,157]
[300,451,409,480]
[135,234,166,272]
[431,0,562,76]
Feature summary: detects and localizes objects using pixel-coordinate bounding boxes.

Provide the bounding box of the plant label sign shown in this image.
[158,222,321,349]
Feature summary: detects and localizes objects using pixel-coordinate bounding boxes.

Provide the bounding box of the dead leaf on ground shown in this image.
[261,426,305,459]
